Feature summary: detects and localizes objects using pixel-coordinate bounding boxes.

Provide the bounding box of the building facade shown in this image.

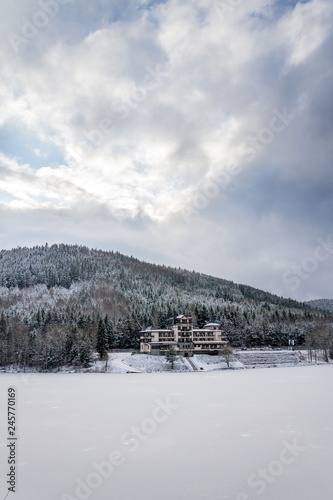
[140,314,228,356]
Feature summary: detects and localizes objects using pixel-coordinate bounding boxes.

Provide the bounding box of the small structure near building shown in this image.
[140,314,228,357]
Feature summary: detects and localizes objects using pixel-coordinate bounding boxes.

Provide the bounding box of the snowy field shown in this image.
[0,365,333,500]
[0,350,318,374]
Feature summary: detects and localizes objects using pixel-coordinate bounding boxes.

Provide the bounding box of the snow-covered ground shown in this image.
[78,352,189,373]
[1,349,321,375]
[0,365,332,500]
[87,352,144,374]
[87,352,235,373]
[192,354,244,371]
[124,353,188,372]
[234,349,309,369]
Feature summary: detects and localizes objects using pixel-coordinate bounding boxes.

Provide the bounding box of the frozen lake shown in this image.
[0,365,332,500]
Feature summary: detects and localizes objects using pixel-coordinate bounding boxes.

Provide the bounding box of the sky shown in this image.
[0,0,332,302]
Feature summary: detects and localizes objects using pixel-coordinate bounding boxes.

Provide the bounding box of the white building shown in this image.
[140,314,228,356]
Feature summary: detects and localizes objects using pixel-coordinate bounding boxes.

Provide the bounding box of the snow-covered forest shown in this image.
[307,298,333,313]
[0,244,331,371]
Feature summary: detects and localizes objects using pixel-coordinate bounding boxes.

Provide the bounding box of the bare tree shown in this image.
[220,344,233,368]
[306,324,333,363]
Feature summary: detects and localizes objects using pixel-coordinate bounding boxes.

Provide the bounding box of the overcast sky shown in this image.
[0,0,332,301]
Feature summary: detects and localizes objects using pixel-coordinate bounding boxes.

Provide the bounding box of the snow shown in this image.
[72,353,189,374]
[234,349,318,369]
[0,349,325,375]
[125,353,188,372]
[190,354,239,371]
[88,352,144,374]
[1,365,333,500]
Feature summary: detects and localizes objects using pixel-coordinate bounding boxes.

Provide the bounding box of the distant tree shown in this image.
[220,344,233,368]
[165,346,177,369]
[77,338,93,368]
[306,324,333,363]
[196,305,210,328]
[0,313,12,366]
[104,315,114,351]
[96,319,109,359]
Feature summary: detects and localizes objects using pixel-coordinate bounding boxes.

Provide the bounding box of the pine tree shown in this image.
[165,346,177,369]
[96,319,109,359]
[104,315,114,351]
[0,313,9,365]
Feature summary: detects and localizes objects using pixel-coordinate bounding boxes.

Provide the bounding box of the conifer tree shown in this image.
[104,315,114,351]
[165,346,177,369]
[96,318,109,359]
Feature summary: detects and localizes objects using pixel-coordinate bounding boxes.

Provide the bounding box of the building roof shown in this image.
[140,329,173,333]
[193,328,221,332]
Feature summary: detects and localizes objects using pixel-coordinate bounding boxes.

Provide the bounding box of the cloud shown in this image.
[0,0,332,300]
[280,0,332,66]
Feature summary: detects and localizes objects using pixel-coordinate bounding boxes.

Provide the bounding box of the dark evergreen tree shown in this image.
[96,319,109,359]
[104,315,114,351]
[165,345,177,369]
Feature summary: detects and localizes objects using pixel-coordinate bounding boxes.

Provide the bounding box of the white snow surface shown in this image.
[0,349,323,375]
[0,365,333,500]
[3,349,319,375]
[77,352,189,374]
[193,354,244,371]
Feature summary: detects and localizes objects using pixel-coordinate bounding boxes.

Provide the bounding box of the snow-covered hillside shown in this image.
[307,298,333,313]
[0,366,332,500]
[2,244,331,374]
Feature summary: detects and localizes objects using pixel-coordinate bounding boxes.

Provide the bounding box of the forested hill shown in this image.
[0,244,308,308]
[307,299,333,313]
[0,244,331,370]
